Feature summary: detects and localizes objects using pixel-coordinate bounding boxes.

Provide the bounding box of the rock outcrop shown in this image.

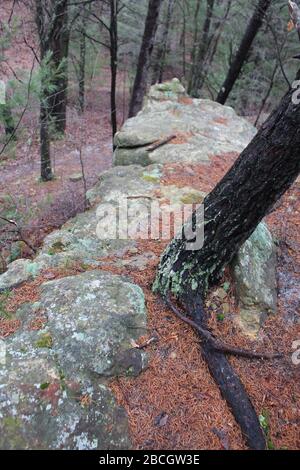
[0,80,278,448]
[113,78,256,167]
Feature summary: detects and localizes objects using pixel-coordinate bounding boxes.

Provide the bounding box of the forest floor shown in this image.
[109,157,300,450]
[0,0,127,261]
[0,0,299,451]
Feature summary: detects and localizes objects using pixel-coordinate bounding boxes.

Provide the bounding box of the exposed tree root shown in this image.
[165,297,283,360]
[164,295,272,450]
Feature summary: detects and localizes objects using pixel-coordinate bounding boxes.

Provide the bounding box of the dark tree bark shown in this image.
[216,0,272,105]
[78,8,88,113]
[110,0,118,143]
[35,0,70,136]
[35,0,70,180]
[200,0,233,92]
[188,0,215,97]
[151,0,175,84]
[0,102,15,138]
[189,0,202,73]
[40,96,52,181]
[47,0,70,134]
[128,0,164,118]
[154,83,300,449]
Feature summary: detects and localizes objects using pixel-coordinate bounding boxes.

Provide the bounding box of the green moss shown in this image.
[180,193,204,205]
[0,416,26,448]
[48,241,66,255]
[0,291,12,318]
[35,333,53,349]
[259,409,276,449]
[142,174,160,183]
[40,382,50,390]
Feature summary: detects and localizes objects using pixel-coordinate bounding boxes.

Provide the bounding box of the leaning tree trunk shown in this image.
[128,0,164,118]
[154,83,300,449]
[216,0,271,105]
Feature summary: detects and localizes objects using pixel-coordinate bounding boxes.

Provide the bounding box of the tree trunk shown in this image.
[47,0,70,134]
[0,102,15,138]
[110,0,118,145]
[78,11,87,114]
[216,0,272,105]
[40,89,52,182]
[128,0,164,118]
[151,0,175,84]
[200,0,233,93]
[189,0,202,74]
[188,0,215,97]
[154,84,300,449]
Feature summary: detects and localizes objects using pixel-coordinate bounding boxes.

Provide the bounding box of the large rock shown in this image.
[231,223,277,337]
[113,79,256,167]
[0,270,147,449]
[0,259,41,292]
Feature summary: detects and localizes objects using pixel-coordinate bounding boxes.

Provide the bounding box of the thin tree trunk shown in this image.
[180,0,187,80]
[188,0,215,97]
[128,0,164,118]
[188,0,202,92]
[0,102,15,138]
[40,86,52,181]
[154,82,300,449]
[110,0,118,146]
[216,0,272,105]
[200,0,233,92]
[151,0,175,84]
[254,61,278,127]
[47,0,70,134]
[78,11,87,113]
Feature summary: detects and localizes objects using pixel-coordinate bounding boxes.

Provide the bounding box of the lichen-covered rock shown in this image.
[0,259,41,292]
[29,165,163,272]
[0,332,129,450]
[113,80,256,167]
[231,222,277,336]
[41,270,147,379]
[0,270,147,449]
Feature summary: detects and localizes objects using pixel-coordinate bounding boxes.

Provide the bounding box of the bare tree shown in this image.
[128,0,164,117]
[216,0,272,105]
[188,0,215,97]
[151,0,175,84]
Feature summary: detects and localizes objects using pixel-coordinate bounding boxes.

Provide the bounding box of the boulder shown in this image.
[0,270,147,449]
[231,223,277,337]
